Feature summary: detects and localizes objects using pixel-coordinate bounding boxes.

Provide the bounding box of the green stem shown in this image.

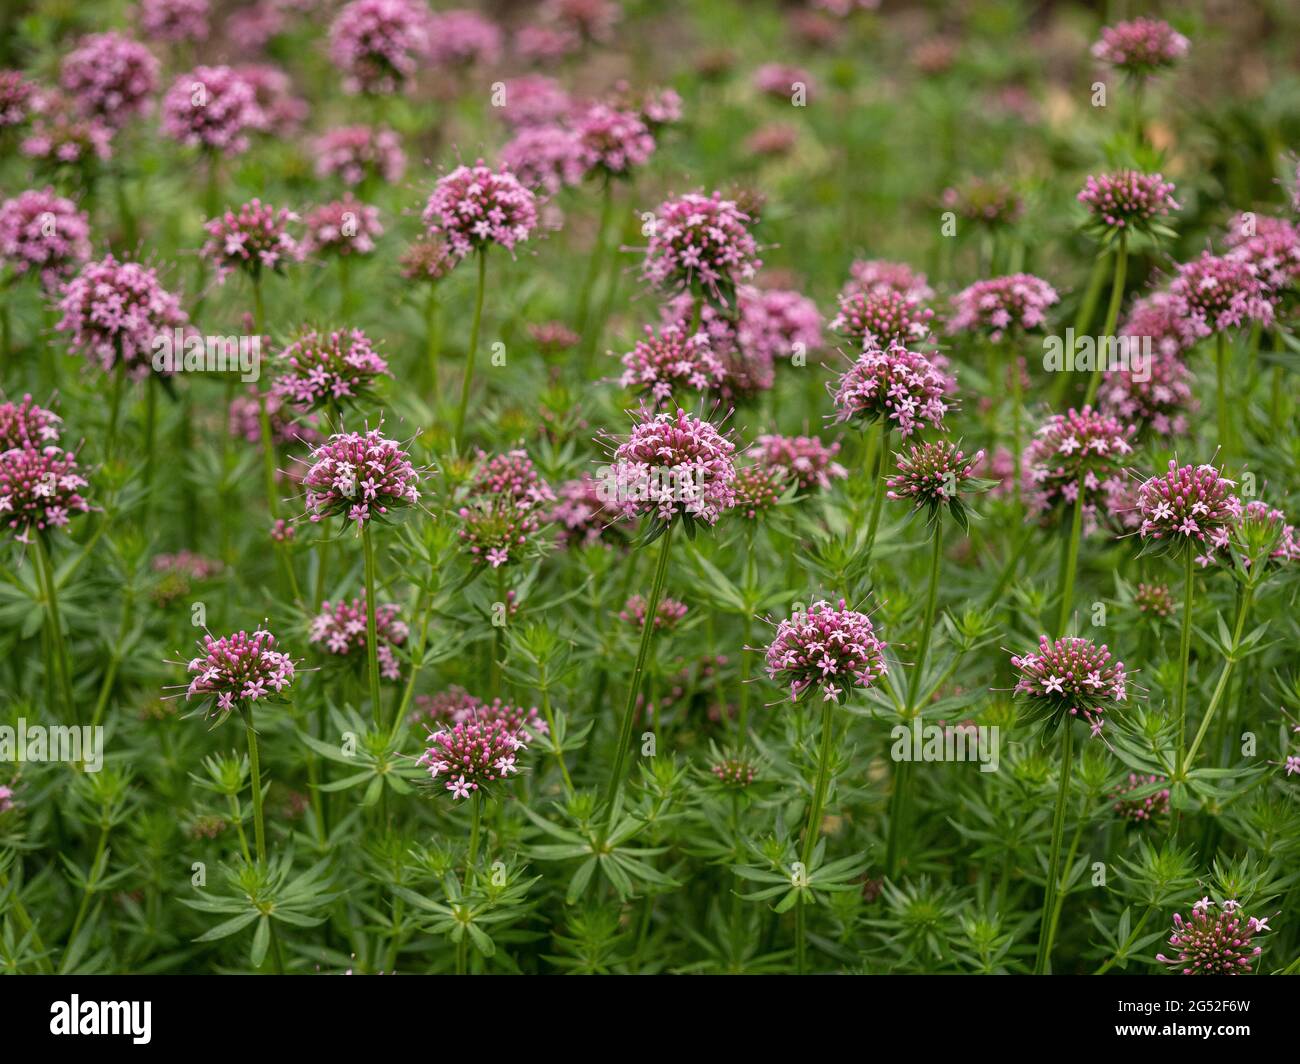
[1181,584,1253,774]
[1083,233,1127,407]
[907,521,944,709]
[425,285,441,407]
[796,698,837,975]
[1034,720,1074,974]
[244,706,268,866]
[362,523,383,729]
[863,428,890,560]
[1174,547,1196,768]
[33,534,74,720]
[1215,331,1230,460]
[1094,906,1154,975]
[454,250,487,444]
[1056,496,1084,634]
[603,522,674,811]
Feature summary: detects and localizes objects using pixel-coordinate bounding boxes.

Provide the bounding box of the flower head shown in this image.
[137,0,211,44]
[272,328,390,411]
[1112,773,1170,823]
[494,75,571,128]
[302,428,421,526]
[457,495,541,569]
[184,628,297,718]
[310,592,408,680]
[399,237,457,283]
[1134,581,1174,619]
[1098,352,1195,439]
[1136,460,1242,557]
[201,199,301,282]
[1024,407,1135,533]
[1224,213,1300,295]
[602,407,738,528]
[764,599,888,704]
[1168,251,1275,342]
[21,93,114,166]
[302,197,383,258]
[0,395,62,451]
[941,178,1023,227]
[0,70,36,129]
[754,434,846,491]
[60,32,159,129]
[471,449,555,510]
[831,288,935,349]
[1157,905,1269,975]
[548,473,630,547]
[1078,170,1179,232]
[0,444,91,542]
[1092,18,1189,76]
[620,594,688,631]
[329,0,431,96]
[426,9,502,67]
[1121,292,1193,360]
[619,323,726,404]
[753,64,816,101]
[422,161,538,259]
[739,287,823,361]
[574,103,655,178]
[0,187,91,290]
[642,191,761,305]
[711,757,757,788]
[1010,635,1127,735]
[831,341,950,438]
[161,66,262,154]
[417,717,529,799]
[886,439,985,524]
[731,463,788,521]
[56,254,189,377]
[501,124,585,196]
[949,274,1059,341]
[314,125,406,187]
[842,259,934,302]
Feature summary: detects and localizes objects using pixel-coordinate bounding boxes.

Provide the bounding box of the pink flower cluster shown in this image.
[542,0,621,43]
[302,428,421,526]
[764,599,888,704]
[201,199,302,282]
[56,254,189,377]
[842,259,934,302]
[1168,252,1275,341]
[1010,635,1127,735]
[413,690,548,743]
[1224,213,1300,294]
[501,125,585,196]
[0,71,35,128]
[185,628,297,716]
[1092,18,1189,75]
[422,161,538,259]
[273,328,390,410]
[228,388,321,447]
[608,408,738,527]
[303,198,383,257]
[738,287,823,361]
[471,449,555,510]
[941,178,1023,226]
[22,93,114,165]
[753,64,816,100]
[0,395,62,451]
[731,463,788,520]
[457,494,541,568]
[426,9,502,67]
[1136,460,1242,555]
[548,473,629,547]
[831,288,935,349]
[310,593,408,680]
[161,66,262,154]
[754,434,846,491]
[1121,292,1192,360]
[642,191,761,303]
[1098,354,1195,438]
[137,0,211,44]
[574,103,655,177]
[0,444,91,543]
[886,439,984,511]
[831,341,950,437]
[417,717,528,799]
[1024,407,1135,531]
[313,125,406,187]
[1157,904,1269,975]
[494,76,571,129]
[0,187,91,290]
[619,323,725,404]
[234,64,308,136]
[1111,773,1170,823]
[329,0,430,96]
[399,237,456,283]
[949,274,1059,341]
[1077,170,1179,230]
[620,594,688,631]
[59,32,159,129]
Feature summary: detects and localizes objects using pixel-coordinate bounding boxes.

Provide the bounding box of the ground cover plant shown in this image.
[0,0,1298,977]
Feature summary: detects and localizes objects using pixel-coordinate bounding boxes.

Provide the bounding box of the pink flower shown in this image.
[137,0,210,44]
[841,259,934,303]
[457,495,541,569]
[21,93,114,165]
[1024,407,1135,533]
[831,341,950,437]
[184,628,298,716]
[1168,251,1275,342]
[228,388,321,447]
[1137,459,1242,557]
[941,178,1024,226]
[471,449,555,510]
[1224,213,1300,294]
[1092,18,1189,75]
[574,103,655,178]
[329,0,431,96]
[310,592,408,680]
[1121,292,1193,360]
[949,274,1059,341]
[602,407,738,527]
[738,287,823,362]
[547,473,631,547]
[0,395,63,451]
[272,328,390,411]
[201,199,302,282]
[764,599,888,703]
[399,237,457,283]
[0,445,91,543]
[313,125,406,187]
[620,594,688,631]
[161,66,262,154]
[619,323,726,405]
[512,24,579,64]
[0,70,36,129]
[642,191,761,304]
[753,63,817,101]
[501,124,586,196]
[493,75,571,128]
[56,254,189,378]
[0,187,91,291]
[831,288,935,349]
[59,32,159,129]
[1098,351,1195,439]
[1077,170,1179,231]
[1010,635,1127,734]
[302,197,383,258]
[886,439,984,517]
[426,9,502,67]
[236,64,309,136]
[422,161,538,259]
[301,428,421,527]
[754,434,846,491]
[1157,905,1269,975]
[731,463,788,521]
[417,715,530,798]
